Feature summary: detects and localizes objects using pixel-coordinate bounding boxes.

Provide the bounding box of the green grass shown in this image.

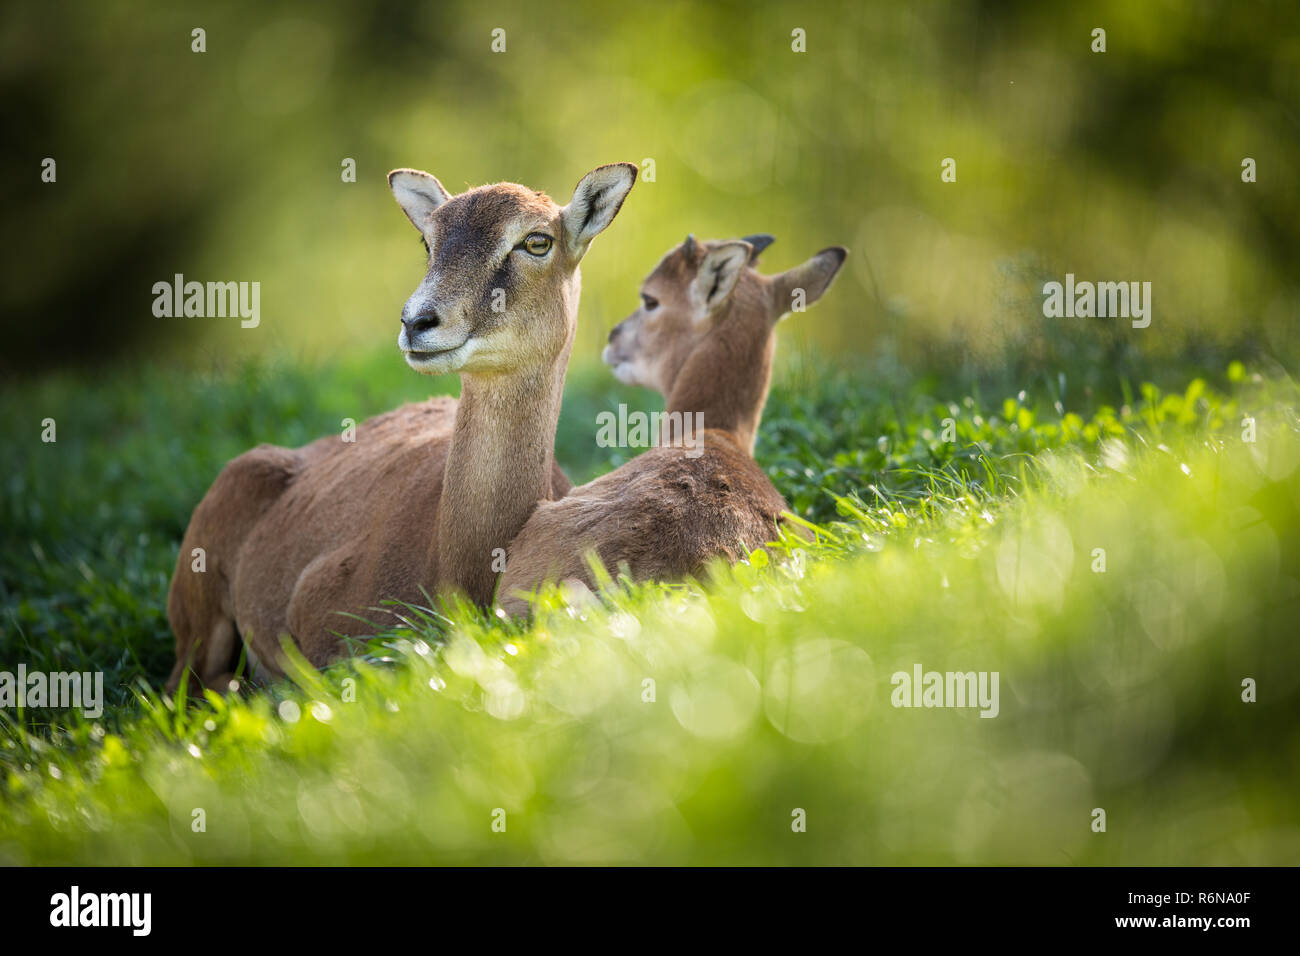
[1,350,1298,864]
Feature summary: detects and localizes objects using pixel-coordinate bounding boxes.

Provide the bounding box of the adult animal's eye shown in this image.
[641,294,659,311]
[520,233,552,256]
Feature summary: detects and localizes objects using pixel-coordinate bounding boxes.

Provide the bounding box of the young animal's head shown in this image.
[603,234,847,399]
[389,163,637,377]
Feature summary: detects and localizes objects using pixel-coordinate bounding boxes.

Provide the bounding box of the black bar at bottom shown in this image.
[0,865,1285,942]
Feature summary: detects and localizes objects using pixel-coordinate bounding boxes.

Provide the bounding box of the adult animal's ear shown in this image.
[689,240,752,319]
[388,169,452,236]
[772,247,848,320]
[560,163,638,259]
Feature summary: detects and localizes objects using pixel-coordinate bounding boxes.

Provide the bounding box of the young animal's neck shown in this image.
[434,336,572,606]
[664,302,774,454]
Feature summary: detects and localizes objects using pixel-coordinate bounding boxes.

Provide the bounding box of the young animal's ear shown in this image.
[388,169,451,233]
[772,247,848,320]
[690,240,752,319]
[560,163,638,259]
[741,233,776,264]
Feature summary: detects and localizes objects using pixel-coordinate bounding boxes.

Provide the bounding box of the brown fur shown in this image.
[166,164,636,691]
[501,433,787,590]
[498,237,847,613]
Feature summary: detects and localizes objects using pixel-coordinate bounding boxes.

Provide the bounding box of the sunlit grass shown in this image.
[1,354,1297,864]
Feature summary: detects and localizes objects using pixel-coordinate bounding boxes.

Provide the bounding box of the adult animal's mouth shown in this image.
[403,339,471,372]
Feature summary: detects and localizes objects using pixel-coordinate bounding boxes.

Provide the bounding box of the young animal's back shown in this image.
[503,429,786,596]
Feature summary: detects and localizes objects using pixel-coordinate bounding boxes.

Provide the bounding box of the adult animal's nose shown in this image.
[402,305,441,334]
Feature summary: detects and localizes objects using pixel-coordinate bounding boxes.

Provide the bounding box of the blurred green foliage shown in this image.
[2,0,1297,377]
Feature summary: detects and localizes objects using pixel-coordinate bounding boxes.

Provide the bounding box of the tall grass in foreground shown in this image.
[0,357,1297,864]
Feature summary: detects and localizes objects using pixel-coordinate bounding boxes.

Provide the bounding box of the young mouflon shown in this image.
[166,163,637,690]
[497,234,846,614]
